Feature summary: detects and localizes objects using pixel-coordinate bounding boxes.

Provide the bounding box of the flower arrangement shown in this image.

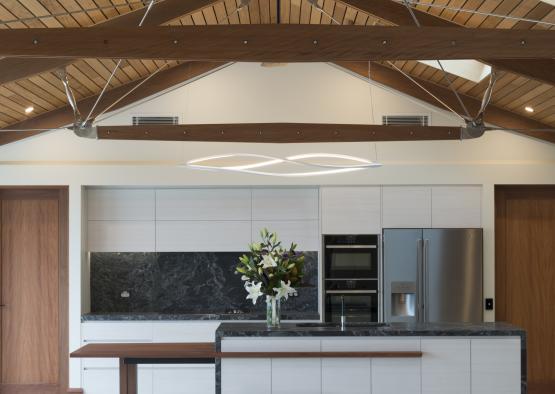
[236,229,305,327]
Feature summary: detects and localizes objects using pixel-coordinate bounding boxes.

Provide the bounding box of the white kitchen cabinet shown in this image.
[221,358,271,394]
[421,338,470,394]
[321,339,373,394]
[368,338,421,394]
[87,189,155,221]
[321,186,381,234]
[270,339,321,394]
[87,220,156,252]
[251,220,319,251]
[152,365,215,394]
[152,322,220,343]
[382,186,432,228]
[431,186,481,228]
[155,189,251,221]
[252,188,319,220]
[156,220,251,251]
[471,338,521,394]
[82,365,152,394]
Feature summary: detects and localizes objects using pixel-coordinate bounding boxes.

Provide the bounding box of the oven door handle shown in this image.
[325,290,378,294]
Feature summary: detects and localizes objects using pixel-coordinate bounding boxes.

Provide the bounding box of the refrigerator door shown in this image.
[383,229,423,323]
[423,228,483,322]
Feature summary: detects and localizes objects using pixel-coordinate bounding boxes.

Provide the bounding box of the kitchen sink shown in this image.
[295,322,389,328]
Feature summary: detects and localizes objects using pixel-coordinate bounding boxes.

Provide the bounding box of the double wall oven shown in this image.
[323,235,381,323]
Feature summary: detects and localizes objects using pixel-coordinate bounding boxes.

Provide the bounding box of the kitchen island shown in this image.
[216,322,526,394]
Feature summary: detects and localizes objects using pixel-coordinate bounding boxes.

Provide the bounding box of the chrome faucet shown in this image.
[340,295,346,330]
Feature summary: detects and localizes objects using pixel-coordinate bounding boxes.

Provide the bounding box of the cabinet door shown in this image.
[87,220,155,252]
[370,338,421,394]
[252,188,319,220]
[156,220,251,252]
[87,189,155,221]
[82,366,152,394]
[221,339,272,394]
[382,186,431,228]
[155,189,251,220]
[321,187,381,234]
[321,339,372,394]
[152,365,215,394]
[421,339,470,394]
[471,338,521,394]
[272,358,321,394]
[431,186,481,228]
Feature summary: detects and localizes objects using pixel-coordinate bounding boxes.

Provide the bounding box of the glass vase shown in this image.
[266,296,281,328]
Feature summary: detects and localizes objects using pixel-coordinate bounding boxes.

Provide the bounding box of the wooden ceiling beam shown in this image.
[0,0,220,85]
[0,61,225,146]
[0,26,553,61]
[338,0,555,86]
[97,124,464,142]
[334,61,555,143]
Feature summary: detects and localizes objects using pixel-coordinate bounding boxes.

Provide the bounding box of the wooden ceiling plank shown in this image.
[0,0,222,85]
[452,0,486,26]
[299,0,312,24]
[0,25,553,61]
[335,61,555,142]
[478,0,522,29]
[213,2,229,24]
[337,0,555,86]
[0,61,226,145]
[249,0,262,24]
[342,6,357,25]
[289,0,301,23]
[13,79,66,107]
[511,2,554,30]
[269,0,278,23]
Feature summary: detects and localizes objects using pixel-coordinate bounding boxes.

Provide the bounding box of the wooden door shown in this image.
[0,188,68,393]
[496,186,555,394]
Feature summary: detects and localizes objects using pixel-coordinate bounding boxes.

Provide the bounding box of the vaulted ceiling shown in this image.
[0,0,554,145]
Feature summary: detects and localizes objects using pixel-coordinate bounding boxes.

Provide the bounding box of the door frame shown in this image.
[0,186,69,393]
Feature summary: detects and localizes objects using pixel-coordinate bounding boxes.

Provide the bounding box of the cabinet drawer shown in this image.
[152,322,220,343]
[221,338,320,352]
[322,337,420,352]
[81,322,153,343]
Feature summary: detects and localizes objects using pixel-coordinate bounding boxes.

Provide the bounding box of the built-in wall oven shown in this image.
[323,235,381,323]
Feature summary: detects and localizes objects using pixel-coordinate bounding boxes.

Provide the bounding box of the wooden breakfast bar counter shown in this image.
[70,342,422,394]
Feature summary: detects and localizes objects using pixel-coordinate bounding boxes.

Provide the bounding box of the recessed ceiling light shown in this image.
[24,106,34,114]
[524,106,534,113]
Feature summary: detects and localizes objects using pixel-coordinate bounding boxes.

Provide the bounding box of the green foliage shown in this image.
[236,228,305,297]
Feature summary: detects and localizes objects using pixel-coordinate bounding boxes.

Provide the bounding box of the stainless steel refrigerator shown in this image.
[383,228,483,323]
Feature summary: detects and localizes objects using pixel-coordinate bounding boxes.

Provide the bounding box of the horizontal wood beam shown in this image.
[338,0,555,86]
[1,26,553,61]
[0,0,219,84]
[335,61,555,143]
[0,62,225,146]
[97,124,464,143]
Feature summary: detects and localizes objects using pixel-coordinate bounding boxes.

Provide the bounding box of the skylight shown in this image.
[418,60,492,83]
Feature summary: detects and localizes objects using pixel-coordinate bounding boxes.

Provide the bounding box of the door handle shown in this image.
[423,239,429,323]
[416,239,423,323]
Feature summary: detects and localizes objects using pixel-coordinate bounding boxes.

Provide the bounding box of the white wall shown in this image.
[0,62,554,388]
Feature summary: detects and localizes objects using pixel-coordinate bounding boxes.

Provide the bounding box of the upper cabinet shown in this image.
[431,186,481,228]
[321,187,381,234]
[382,186,432,228]
[252,188,319,220]
[87,189,155,220]
[382,186,482,229]
[156,189,251,221]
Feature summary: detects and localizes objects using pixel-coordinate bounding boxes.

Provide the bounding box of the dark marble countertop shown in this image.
[81,312,321,322]
[216,321,526,338]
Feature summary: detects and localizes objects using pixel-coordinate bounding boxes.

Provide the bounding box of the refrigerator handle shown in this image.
[416,239,423,323]
[423,239,430,323]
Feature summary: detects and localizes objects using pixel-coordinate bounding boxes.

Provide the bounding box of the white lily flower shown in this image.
[241,275,249,281]
[259,254,277,269]
[273,280,297,300]
[245,281,263,305]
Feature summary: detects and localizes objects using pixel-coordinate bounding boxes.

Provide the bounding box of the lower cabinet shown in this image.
[421,338,470,394]
[322,358,371,394]
[82,364,152,394]
[471,338,521,394]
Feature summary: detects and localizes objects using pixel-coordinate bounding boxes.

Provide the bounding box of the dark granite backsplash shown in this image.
[90,251,319,316]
